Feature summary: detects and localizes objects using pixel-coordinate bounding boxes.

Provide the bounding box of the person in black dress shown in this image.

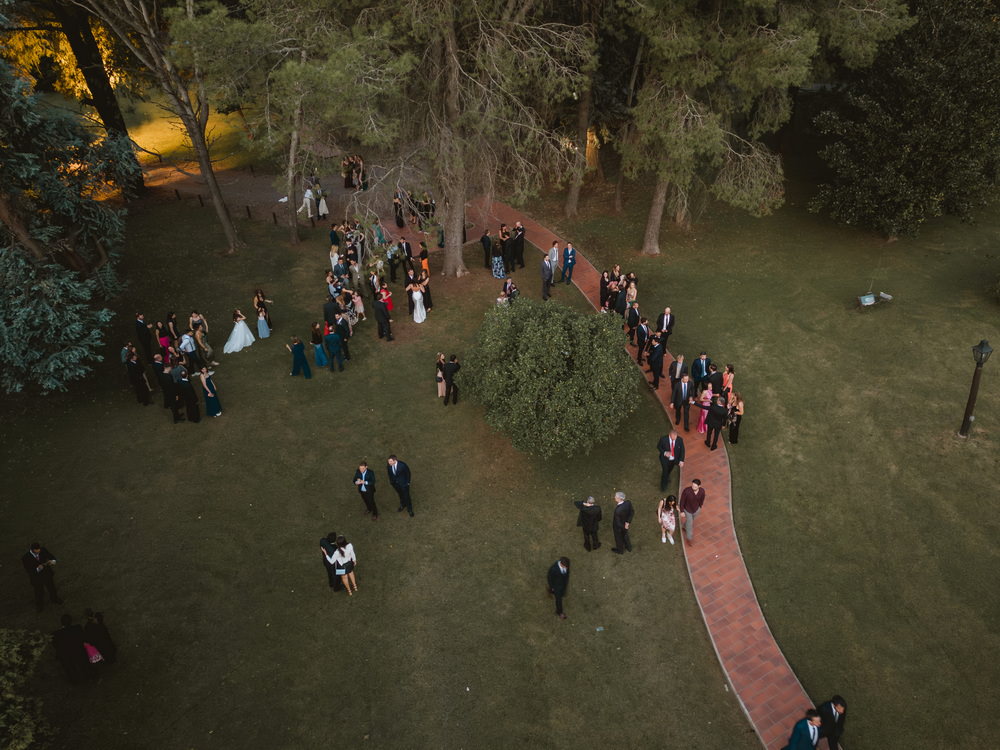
[320,532,345,591]
[84,609,117,664]
[52,614,89,683]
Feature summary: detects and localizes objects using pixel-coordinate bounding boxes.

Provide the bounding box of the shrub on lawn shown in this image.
[0,628,50,750]
[465,298,638,458]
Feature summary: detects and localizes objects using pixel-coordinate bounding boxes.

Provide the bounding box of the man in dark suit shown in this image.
[387,455,414,516]
[480,231,492,269]
[691,351,712,392]
[135,313,153,362]
[320,531,344,591]
[614,286,628,317]
[51,614,89,683]
[540,257,553,301]
[655,306,675,345]
[817,696,847,750]
[335,312,352,361]
[693,394,729,450]
[668,354,688,391]
[781,709,822,750]
[126,352,152,405]
[353,461,378,519]
[512,221,526,268]
[443,354,461,406]
[647,336,665,389]
[560,242,577,284]
[706,363,723,395]
[323,295,340,326]
[626,302,641,344]
[374,297,393,341]
[611,491,634,553]
[546,557,570,619]
[157,361,184,423]
[22,542,61,611]
[635,317,650,365]
[656,430,685,491]
[671,374,694,430]
[573,496,602,551]
[176,372,200,422]
[399,239,414,273]
[324,328,345,372]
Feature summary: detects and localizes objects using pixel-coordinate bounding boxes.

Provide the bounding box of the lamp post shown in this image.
[958,339,992,438]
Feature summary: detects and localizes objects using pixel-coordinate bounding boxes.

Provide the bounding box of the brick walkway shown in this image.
[465,197,813,750]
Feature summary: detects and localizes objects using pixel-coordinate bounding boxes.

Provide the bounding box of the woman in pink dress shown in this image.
[722,364,735,400]
[697,386,713,433]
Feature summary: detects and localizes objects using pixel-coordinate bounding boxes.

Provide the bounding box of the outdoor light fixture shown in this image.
[959,339,992,438]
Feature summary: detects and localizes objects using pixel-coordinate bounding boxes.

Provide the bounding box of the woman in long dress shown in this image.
[435,352,447,399]
[311,322,328,367]
[198,366,223,417]
[697,386,713,434]
[491,238,506,279]
[257,308,271,339]
[252,288,273,329]
[223,309,255,354]
[418,270,433,311]
[411,282,427,324]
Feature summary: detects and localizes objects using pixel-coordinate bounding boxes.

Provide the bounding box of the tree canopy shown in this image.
[811,0,1000,237]
[464,299,638,459]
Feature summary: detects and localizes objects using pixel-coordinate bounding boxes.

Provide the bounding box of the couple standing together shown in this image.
[351,456,416,520]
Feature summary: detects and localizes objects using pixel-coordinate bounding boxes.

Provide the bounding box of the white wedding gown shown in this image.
[412,290,427,324]
[223,320,256,353]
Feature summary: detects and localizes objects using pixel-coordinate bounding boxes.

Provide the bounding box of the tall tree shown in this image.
[1,1,145,192]
[0,58,137,392]
[76,0,242,253]
[619,0,911,255]
[811,0,999,237]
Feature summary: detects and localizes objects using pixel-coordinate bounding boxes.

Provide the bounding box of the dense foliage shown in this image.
[0,58,135,393]
[0,628,50,750]
[811,0,1000,237]
[464,299,639,458]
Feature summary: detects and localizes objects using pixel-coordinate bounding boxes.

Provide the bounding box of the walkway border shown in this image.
[464,197,813,750]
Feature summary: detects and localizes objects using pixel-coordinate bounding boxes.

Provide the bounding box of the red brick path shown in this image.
[464,197,813,750]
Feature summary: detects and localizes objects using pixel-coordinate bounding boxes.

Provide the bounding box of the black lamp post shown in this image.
[958,339,992,438]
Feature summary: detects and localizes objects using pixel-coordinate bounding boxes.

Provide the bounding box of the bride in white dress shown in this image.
[223,309,256,353]
[410,282,427,324]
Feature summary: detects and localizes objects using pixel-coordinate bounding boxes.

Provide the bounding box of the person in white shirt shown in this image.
[324,536,358,595]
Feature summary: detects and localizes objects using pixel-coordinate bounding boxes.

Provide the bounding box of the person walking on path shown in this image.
[353,462,379,520]
[693,393,729,450]
[611,491,634,554]
[546,557,571,619]
[671,374,694,430]
[781,709,822,750]
[657,495,678,545]
[442,354,461,406]
[540,256,554,301]
[286,336,312,379]
[656,430,685,491]
[679,479,706,544]
[818,696,847,750]
[573,496,603,551]
[22,542,62,611]
[387,455,414,516]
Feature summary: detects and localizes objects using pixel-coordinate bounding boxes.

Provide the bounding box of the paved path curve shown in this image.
[464,197,813,750]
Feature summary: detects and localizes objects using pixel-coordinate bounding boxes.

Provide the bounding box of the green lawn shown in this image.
[0,201,759,748]
[534,177,1000,749]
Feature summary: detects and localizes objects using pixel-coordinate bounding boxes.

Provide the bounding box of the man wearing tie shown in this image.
[655,307,675,345]
[399,238,414,273]
[626,302,641,345]
[668,354,688,391]
[670,374,693,430]
[560,242,577,284]
[817,696,847,750]
[387,455,414,516]
[656,430,685,491]
[479,230,492,269]
[353,462,378,520]
[691,351,712,392]
[611,491,634,554]
[540,257,553,301]
[781,709,822,750]
[546,557,571,619]
[22,542,62,612]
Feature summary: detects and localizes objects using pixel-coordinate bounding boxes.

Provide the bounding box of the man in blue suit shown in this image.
[560,242,577,284]
[324,328,345,372]
[782,709,822,750]
[387,455,414,516]
[691,351,712,392]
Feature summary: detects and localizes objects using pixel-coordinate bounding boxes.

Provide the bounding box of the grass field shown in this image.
[0,201,760,749]
[534,177,1000,749]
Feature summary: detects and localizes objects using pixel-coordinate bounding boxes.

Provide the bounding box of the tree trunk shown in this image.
[614,161,626,214]
[641,175,669,255]
[439,9,468,277]
[51,3,144,195]
[564,82,592,218]
[442,173,468,277]
[285,119,301,245]
[0,191,47,261]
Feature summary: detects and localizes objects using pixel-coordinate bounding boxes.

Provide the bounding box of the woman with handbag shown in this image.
[435,353,447,399]
[325,536,358,595]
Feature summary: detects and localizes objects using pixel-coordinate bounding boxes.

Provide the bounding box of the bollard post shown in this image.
[245,205,252,219]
